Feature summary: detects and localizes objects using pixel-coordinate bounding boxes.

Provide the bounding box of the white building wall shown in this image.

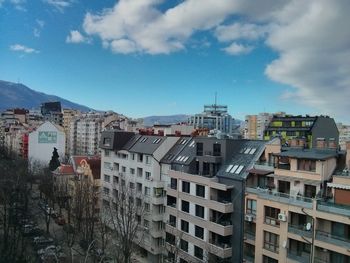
[28,122,65,166]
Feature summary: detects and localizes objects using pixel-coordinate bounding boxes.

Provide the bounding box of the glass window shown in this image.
[195,205,204,218]
[264,231,279,253]
[180,239,188,252]
[181,200,189,213]
[195,225,204,239]
[182,181,190,193]
[196,184,205,197]
[194,246,203,260]
[181,220,189,233]
[246,199,257,215]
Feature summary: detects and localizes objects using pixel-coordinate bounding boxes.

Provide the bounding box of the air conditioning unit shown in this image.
[245,214,253,222]
[278,213,287,222]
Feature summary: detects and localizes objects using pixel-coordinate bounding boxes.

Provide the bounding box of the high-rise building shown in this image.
[41,101,63,126]
[62,109,81,155]
[69,113,103,156]
[243,139,350,263]
[337,123,350,150]
[264,115,339,148]
[188,104,234,136]
[244,113,278,140]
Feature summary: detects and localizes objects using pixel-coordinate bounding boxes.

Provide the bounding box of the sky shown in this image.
[1,0,350,122]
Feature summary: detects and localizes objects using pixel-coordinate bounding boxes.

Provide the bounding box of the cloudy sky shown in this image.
[1,0,349,122]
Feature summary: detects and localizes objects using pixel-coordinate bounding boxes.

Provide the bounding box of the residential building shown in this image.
[100,130,179,262]
[264,115,339,148]
[337,123,350,150]
[69,113,103,156]
[188,104,234,136]
[28,121,65,166]
[244,113,279,140]
[153,124,195,136]
[62,109,81,155]
[163,137,266,262]
[41,101,63,126]
[244,138,350,263]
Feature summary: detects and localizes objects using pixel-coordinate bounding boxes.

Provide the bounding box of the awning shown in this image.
[248,168,272,176]
[327,183,350,190]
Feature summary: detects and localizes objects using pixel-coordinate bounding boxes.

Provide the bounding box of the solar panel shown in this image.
[230,165,239,173]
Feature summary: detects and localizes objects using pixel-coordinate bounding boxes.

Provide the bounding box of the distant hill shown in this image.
[0,80,92,112]
[143,114,189,126]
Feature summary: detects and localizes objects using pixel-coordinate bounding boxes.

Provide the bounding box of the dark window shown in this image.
[263,255,278,263]
[181,220,189,233]
[265,206,280,226]
[196,143,203,156]
[166,232,175,245]
[213,143,221,156]
[179,259,188,263]
[297,159,316,172]
[194,246,203,260]
[246,199,257,215]
[169,215,176,227]
[195,225,204,239]
[195,205,204,218]
[181,200,189,213]
[182,181,190,193]
[170,178,177,190]
[167,195,177,208]
[180,239,188,252]
[196,184,205,197]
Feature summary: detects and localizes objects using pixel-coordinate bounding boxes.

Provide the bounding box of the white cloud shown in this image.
[43,0,73,12]
[66,30,90,44]
[110,39,137,54]
[33,19,45,38]
[9,0,26,11]
[10,44,39,54]
[215,23,268,42]
[223,42,253,55]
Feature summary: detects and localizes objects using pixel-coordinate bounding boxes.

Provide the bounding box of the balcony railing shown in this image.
[254,161,275,171]
[287,252,310,263]
[316,230,350,248]
[246,187,313,208]
[244,231,255,241]
[317,200,350,217]
[288,224,312,238]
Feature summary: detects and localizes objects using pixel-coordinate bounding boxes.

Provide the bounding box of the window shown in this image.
[122,166,126,172]
[137,183,142,192]
[130,168,135,175]
[103,187,110,196]
[137,167,142,177]
[181,200,189,213]
[181,220,189,232]
[145,187,150,196]
[145,172,151,180]
[144,219,149,229]
[145,203,150,212]
[131,153,135,160]
[195,225,204,239]
[104,162,112,170]
[104,174,110,183]
[154,187,163,197]
[169,215,176,227]
[297,159,316,172]
[196,184,205,197]
[167,195,177,207]
[136,198,141,207]
[146,155,151,164]
[180,239,188,252]
[105,149,110,156]
[129,182,134,189]
[113,176,119,184]
[246,199,257,215]
[113,162,119,171]
[182,181,190,193]
[194,246,203,260]
[170,178,177,190]
[136,215,141,224]
[103,137,111,146]
[263,256,278,263]
[138,154,143,162]
[196,142,203,156]
[265,206,280,226]
[195,205,204,218]
[166,232,175,245]
[213,143,221,156]
[121,179,125,186]
[264,231,279,253]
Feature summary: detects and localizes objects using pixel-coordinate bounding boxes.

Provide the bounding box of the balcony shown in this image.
[288,224,312,238]
[317,200,350,217]
[244,231,255,242]
[246,187,313,209]
[197,151,222,163]
[254,161,275,172]
[209,218,233,236]
[209,198,234,213]
[316,230,350,248]
[287,252,310,263]
[208,241,232,258]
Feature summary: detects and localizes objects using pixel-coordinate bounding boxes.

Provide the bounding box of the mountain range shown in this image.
[0,80,92,112]
[143,114,189,126]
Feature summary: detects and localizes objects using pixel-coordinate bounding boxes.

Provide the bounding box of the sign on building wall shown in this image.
[38,131,57,143]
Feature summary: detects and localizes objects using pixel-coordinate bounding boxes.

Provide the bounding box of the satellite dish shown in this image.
[306,223,312,231]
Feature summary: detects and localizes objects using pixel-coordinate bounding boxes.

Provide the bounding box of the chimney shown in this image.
[316,138,326,149]
[328,138,337,149]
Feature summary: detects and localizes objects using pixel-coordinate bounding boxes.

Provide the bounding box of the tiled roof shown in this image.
[58,164,74,174]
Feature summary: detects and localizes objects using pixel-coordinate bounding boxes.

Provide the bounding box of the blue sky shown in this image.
[1,1,349,122]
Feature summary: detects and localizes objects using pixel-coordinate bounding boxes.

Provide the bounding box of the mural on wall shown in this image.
[38,131,57,143]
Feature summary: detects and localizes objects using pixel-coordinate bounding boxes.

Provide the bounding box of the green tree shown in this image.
[49,147,60,171]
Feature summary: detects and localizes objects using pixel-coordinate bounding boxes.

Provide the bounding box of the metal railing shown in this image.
[317,200,350,217]
[316,230,350,248]
[288,224,312,238]
[287,252,310,263]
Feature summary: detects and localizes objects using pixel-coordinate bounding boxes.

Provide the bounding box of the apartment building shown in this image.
[41,101,63,126]
[337,123,350,150]
[69,113,103,156]
[62,109,80,155]
[243,139,350,263]
[244,113,277,140]
[264,115,339,149]
[163,137,266,262]
[100,130,179,262]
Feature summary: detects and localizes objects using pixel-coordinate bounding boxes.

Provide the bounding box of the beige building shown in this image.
[62,109,80,155]
[244,139,350,263]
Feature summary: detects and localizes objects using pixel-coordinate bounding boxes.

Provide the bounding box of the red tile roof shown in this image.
[58,164,74,174]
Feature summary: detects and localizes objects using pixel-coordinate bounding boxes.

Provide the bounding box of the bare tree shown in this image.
[105,183,145,263]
